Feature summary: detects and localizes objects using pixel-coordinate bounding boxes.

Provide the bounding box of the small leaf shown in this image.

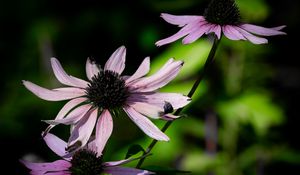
[125,144,145,159]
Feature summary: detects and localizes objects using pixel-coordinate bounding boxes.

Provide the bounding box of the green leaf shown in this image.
[125,144,145,159]
[144,165,191,174]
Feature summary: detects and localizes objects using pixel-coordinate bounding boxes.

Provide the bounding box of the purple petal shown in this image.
[104,166,154,175]
[20,160,71,174]
[104,46,126,74]
[22,81,85,101]
[222,25,246,40]
[208,24,221,39]
[51,57,88,88]
[235,27,268,44]
[239,24,286,36]
[124,106,169,141]
[95,110,113,156]
[128,92,191,109]
[182,22,212,44]
[155,21,201,46]
[86,58,100,80]
[125,57,150,83]
[43,104,92,125]
[271,25,286,30]
[44,97,87,134]
[161,13,204,27]
[67,108,98,150]
[129,58,183,92]
[130,102,163,119]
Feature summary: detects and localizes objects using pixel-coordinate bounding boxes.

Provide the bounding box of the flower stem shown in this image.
[136,36,221,168]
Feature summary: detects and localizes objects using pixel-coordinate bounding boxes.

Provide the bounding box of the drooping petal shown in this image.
[129,59,183,92]
[239,24,286,36]
[235,27,268,44]
[182,22,212,44]
[20,160,71,174]
[130,102,163,119]
[161,13,204,27]
[271,25,286,30]
[155,21,201,46]
[210,24,221,39]
[95,109,113,156]
[67,108,98,150]
[103,166,154,175]
[43,104,92,125]
[128,92,191,110]
[125,57,150,83]
[222,25,246,40]
[44,97,87,134]
[104,46,126,74]
[124,106,169,141]
[86,58,100,80]
[43,133,72,160]
[22,81,85,101]
[51,57,88,88]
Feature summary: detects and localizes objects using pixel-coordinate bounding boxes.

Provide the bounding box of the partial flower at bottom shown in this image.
[156,0,286,46]
[21,133,154,175]
[23,45,191,153]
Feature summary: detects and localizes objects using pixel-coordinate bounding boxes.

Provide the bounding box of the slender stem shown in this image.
[136,36,221,168]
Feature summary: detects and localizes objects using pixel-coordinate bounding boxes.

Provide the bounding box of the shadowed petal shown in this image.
[182,22,211,44]
[43,104,92,125]
[126,57,150,83]
[124,106,169,141]
[104,46,126,74]
[43,133,72,160]
[128,92,191,109]
[130,102,163,119]
[67,108,98,150]
[51,57,88,88]
[209,24,221,39]
[103,166,154,175]
[222,25,246,40]
[20,160,71,174]
[155,21,200,46]
[95,109,113,156]
[161,13,204,27]
[86,58,100,80]
[22,81,85,101]
[240,24,286,36]
[44,97,87,134]
[129,59,183,92]
[235,27,268,44]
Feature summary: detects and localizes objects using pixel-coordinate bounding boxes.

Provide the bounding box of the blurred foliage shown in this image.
[0,0,298,174]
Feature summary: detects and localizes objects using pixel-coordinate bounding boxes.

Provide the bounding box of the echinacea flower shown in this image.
[21,133,154,175]
[23,46,190,152]
[156,0,286,46]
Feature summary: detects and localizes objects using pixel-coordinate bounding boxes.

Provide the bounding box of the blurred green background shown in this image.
[0,0,299,174]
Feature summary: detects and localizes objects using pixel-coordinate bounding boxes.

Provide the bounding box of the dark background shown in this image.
[0,0,299,174]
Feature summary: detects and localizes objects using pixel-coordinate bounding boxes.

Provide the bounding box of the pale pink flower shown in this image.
[23,46,190,152]
[21,133,154,175]
[156,0,286,46]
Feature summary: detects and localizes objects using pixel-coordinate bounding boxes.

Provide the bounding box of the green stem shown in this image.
[136,36,221,168]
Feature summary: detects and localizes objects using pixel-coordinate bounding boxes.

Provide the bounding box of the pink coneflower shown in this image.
[21,133,154,175]
[23,46,190,152]
[156,0,286,46]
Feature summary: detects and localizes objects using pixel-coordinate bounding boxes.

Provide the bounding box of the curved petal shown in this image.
[43,104,92,125]
[51,57,88,88]
[235,27,268,44]
[240,24,286,36]
[20,160,71,174]
[130,102,163,119]
[124,106,169,141]
[222,25,246,40]
[86,58,100,80]
[67,108,98,151]
[161,13,204,27]
[43,133,72,160]
[95,110,113,156]
[125,57,150,83]
[182,22,211,44]
[22,81,85,101]
[104,46,126,74]
[128,92,191,110]
[44,97,87,134]
[103,166,154,175]
[129,59,183,92]
[155,21,201,46]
